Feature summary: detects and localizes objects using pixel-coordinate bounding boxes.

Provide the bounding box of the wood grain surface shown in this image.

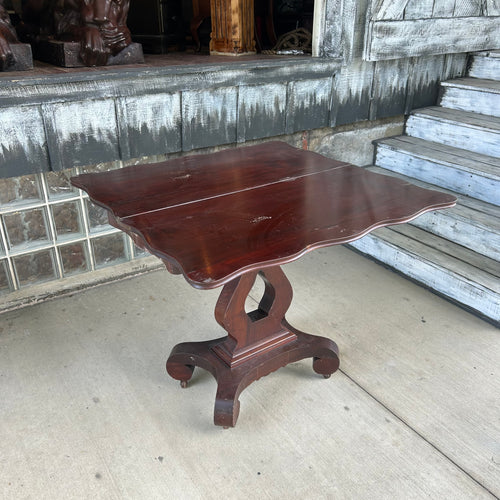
[71,142,456,288]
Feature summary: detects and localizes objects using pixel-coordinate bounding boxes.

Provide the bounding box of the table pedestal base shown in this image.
[166,266,339,427]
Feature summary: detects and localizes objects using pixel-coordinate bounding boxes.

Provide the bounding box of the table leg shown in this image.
[166,266,339,427]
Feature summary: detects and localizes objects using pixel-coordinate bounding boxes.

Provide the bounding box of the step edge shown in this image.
[354,228,500,293]
[376,140,500,179]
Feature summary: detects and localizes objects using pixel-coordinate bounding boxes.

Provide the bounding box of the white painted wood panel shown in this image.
[440,78,500,117]
[116,93,182,160]
[393,224,499,278]
[42,99,120,171]
[432,0,457,17]
[349,227,500,321]
[405,55,446,111]
[237,83,287,142]
[365,16,500,60]
[0,106,49,177]
[469,52,500,79]
[375,136,500,204]
[403,0,435,19]
[181,86,238,151]
[442,53,468,80]
[367,166,500,260]
[372,0,410,20]
[453,0,483,15]
[406,107,500,157]
[331,59,375,125]
[486,0,500,14]
[371,58,410,118]
[286,77,333,133]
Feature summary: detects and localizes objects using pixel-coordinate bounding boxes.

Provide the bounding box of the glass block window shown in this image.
[0,167,148,294]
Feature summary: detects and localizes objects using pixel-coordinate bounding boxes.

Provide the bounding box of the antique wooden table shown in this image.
[71,142,456,427]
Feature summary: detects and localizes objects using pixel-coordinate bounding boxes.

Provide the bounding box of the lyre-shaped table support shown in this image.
[166,266,340,427]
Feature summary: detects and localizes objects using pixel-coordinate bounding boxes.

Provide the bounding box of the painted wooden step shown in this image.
[440,78,500,117]
[374,135,500,205]
[469,50,500,80]
[367,166,500,261]
[349,225,500,324]
[406,107,500,157]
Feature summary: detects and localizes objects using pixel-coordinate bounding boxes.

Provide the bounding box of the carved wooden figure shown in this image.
[20,0,141,66]
[0,0,33,70]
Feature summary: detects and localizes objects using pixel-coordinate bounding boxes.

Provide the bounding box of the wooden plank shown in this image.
[237,83,287,142]
[403,0,435,19]
[431,0,456,17]
[42,99,120,171]
[116,93,182,160]
[367,166,500,260]
[365,16,500,61]
[0,58,341,108]
[181,86,238,151]
[486,0,500,14]
[469,52,500,79]
[331,60,375,126]
[0,106,50,178]
[315,0,343,58]
[452,0,483,15]
[349,227,500,320]
[390,224,500,279]
[411,106,500,129]
[381,135,500,170]
[375,137,500,204]
[440,79,500,117]
[286,77,333,133]
[372,0,410,20]
[368,164,500,216]
[339,0,358,63]
[442,53,468,80]
[405,55,445,112]
[370,58,410,119]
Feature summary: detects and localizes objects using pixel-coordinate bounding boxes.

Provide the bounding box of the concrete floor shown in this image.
[0,246,498,499]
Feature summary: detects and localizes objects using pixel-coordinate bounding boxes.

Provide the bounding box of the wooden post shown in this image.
[210,0,256,55]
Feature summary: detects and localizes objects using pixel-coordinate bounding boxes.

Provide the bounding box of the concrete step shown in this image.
[439,78,500,117]
[367,166,500,261]
[374,135,500,205]
[349,225,500,324]
[468,50,500,80]
[406,107,500,157]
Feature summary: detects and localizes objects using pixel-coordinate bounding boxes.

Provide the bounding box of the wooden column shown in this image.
[210,0,256,55]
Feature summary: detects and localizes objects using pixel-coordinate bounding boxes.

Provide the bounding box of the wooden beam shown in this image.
[365,16,500,61]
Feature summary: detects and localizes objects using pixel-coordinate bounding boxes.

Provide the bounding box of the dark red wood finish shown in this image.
[71,142,456,427]
[72,142,456,289]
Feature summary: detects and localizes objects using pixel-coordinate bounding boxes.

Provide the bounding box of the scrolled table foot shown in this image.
[214,386,241,428]
[166,357,195,386]
[312,353,340,378]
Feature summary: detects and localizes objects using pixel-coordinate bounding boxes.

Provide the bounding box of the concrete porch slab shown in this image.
[0,246,498,499]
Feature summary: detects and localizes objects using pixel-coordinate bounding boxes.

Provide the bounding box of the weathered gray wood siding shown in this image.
[0,0,485,178]
[364,0,500,61]
[0,59,339,177]
[330,0,470,126]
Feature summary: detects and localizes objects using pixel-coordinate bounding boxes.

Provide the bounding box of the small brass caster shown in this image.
[180,380,188,388]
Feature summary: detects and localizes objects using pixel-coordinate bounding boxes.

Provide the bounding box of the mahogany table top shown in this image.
[71,142,456,289]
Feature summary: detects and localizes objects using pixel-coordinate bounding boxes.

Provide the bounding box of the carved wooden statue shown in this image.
[0,0,33,70]
[0,0,19,69]
[20,0,139,66]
